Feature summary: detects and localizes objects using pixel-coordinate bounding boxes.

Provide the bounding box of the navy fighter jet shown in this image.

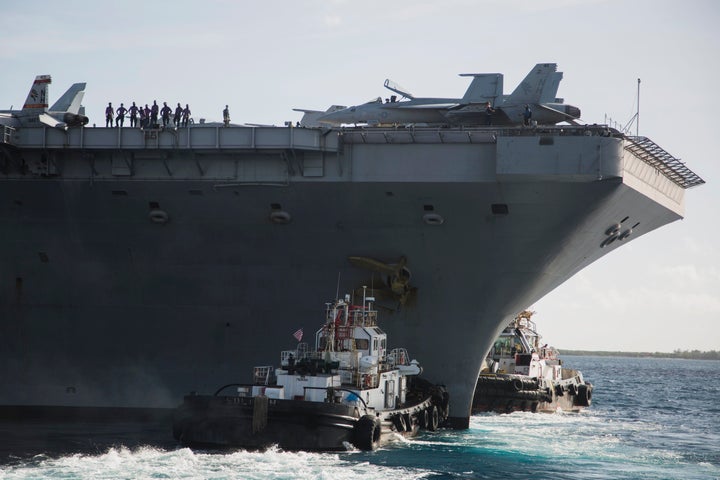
[0,75,89,129]
[317,63,580,127]
[293,105,347,127]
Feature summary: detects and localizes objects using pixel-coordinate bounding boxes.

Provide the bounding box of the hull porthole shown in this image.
[423,213,444,225]
[148,209,169,224]
[269,210,292,224]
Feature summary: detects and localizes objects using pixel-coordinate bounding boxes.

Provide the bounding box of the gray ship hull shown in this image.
[0,125,701,430]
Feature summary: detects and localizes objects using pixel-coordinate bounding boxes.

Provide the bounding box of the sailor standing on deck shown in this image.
[523,104,532,126]
[182,104,191,127]
[160,102,172,127]
[485,101,495,126]
[128,102,139,128]
[143,104,151,128]
[150,101,159,127]
[223,105,230,127]
[173,103,182,128]
[105,103,114,127]
[115,103,127,127]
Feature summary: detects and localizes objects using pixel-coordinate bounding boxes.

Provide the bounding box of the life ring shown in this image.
[353,414,381,451]
[148,209,169,224]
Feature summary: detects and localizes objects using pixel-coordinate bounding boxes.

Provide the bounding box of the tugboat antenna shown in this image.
[335,272,341,300]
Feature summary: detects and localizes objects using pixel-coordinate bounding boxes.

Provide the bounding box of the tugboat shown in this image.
[173,288,449,451]
[472,310,592,414]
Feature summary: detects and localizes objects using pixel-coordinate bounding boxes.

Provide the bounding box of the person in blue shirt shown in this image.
[523,104,532,126]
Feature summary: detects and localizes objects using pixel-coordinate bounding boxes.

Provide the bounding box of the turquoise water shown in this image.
[1,356,718,479]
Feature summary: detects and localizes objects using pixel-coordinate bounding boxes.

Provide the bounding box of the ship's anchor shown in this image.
[347,255,417,309]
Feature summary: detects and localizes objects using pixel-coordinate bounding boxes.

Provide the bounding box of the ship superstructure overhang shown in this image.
[0,123,704,430]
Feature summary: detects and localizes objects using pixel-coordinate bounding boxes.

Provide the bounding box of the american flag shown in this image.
[292,328,303,342]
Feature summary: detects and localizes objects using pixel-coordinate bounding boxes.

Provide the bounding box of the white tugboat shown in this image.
[173,288,449,451]
[473,310,592,414]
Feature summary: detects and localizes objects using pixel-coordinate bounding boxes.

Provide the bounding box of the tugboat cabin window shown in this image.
[492,337,515,356]
[355,339,369,350]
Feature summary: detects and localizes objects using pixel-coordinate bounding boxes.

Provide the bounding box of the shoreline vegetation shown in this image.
[561,349,720,360]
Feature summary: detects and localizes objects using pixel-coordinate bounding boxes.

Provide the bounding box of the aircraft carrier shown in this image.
[0,119,704,433]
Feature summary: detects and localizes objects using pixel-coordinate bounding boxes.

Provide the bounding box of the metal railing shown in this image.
[1,125,15,145]
[625,136,705,189]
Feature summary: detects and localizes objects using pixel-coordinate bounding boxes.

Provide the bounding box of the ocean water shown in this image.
[1,356,718,479]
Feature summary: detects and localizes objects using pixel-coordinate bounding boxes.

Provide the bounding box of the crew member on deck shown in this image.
[105,103,114,127]
[143,104,151,128]
[128,102,139,128]
[151,101,159,127]
[116,103,127,127]
[160,102,172,127]
[223,105,230,127]
[173,103,182,127]
[485,101,495,126]
[182,104,191,127]
[523,104,532,126]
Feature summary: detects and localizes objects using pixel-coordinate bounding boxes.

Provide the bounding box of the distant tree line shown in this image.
[560,349,720,360]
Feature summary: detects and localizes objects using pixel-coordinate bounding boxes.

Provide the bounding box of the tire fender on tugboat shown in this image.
[428,405,440,431]
[353,414,381,451]
[574,384,592,407]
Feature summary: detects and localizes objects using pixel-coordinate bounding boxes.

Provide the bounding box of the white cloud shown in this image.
[324,15,342,27]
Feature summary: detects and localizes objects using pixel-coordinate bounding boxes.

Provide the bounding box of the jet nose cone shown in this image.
[317,109,348,126]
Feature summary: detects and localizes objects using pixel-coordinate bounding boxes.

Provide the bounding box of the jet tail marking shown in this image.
[21,75,51,113]
[505,63,557,106]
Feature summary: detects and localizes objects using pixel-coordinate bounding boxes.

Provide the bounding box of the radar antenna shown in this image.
[623,78,641,136]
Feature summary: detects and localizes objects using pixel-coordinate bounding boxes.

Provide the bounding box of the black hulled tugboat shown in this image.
[173,288,449,451]
[472,310,592,414]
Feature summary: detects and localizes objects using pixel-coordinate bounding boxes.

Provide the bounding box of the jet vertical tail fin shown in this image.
[22,75,51,114]
[505,63,557,106]
[460,73,504,104]
[539,72,563,104]
[49,82,86,114]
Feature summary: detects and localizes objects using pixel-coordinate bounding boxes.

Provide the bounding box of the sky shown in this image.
[1,0,718,352]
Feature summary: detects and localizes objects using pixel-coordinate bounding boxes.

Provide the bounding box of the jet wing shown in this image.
[393,103,459,109]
